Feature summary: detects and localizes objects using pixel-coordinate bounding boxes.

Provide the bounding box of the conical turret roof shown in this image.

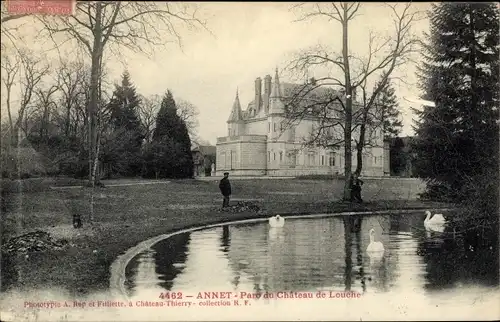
[227,89,243,122]
[269,68,285,115]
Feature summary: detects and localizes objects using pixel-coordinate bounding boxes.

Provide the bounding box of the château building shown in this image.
[216,68,388,177]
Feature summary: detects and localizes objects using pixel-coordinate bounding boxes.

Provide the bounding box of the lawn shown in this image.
[1,177,451,297]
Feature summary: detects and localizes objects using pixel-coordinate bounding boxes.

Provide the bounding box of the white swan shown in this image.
[424,210,446,232]
[366,228,384,254]
[424,210,445,224]
[269,215,285,228]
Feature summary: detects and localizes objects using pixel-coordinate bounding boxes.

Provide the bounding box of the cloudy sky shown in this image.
[2,2,431,145]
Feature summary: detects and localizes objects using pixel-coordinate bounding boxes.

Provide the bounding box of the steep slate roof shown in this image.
[268,68,286,115]
[242,81,353,120]
[227,90,243,122]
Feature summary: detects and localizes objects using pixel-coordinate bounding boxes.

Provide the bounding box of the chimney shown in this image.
[310,77,316,86]
[255,77,262,112]
[264,74,272,110]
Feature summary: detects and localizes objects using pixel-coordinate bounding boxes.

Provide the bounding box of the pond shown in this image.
[123,211,500,320]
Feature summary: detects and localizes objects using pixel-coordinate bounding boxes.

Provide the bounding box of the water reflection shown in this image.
[125,233,190,293]
[221,225,230,252]
[126,212,498,301]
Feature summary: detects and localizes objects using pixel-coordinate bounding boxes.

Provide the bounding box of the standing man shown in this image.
[219,172,231,208]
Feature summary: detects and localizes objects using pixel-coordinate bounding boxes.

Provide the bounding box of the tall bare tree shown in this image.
[176,98,200,141]
[56,58,90,137]
[138,94,161,145]
[1,54,19,141]
[351,5,418,176]
[33,83,60,139]
[287,3,419,200]
[15,49,51,140]
[38,1,208,186]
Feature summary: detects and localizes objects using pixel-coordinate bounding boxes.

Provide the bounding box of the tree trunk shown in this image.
[355,110,369,176]
[342,7,353,201]
[88,3,103,185]
[39,102,48,139]
[6,83,14,143]
[65,104,71,137]
[355,141,363,176]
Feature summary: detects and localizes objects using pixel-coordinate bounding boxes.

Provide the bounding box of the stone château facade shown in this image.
[216,68,388,177]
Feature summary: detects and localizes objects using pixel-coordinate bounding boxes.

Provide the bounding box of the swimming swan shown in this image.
[366,228,384,254]
[424,210,446,232]
[269,215,285,228]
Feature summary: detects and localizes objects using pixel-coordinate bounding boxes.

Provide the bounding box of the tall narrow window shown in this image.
[321,155,325,166]
[280,151,283,162]
[268,122,270,133]
[274,123,277,132]
[268,151,271,162]
[329,152,336,166]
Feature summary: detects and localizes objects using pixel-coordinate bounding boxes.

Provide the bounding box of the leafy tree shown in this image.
[146,90,194,178]
[108,71,142,131]
[152,91,179,141]
[412,3,499,219]
[102,71,144,177]
[374,77,403,138]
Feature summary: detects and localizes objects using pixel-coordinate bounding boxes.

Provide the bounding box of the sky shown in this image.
[1,2,432,145]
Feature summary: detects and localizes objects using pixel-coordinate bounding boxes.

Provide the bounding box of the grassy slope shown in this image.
[1,177,451,297]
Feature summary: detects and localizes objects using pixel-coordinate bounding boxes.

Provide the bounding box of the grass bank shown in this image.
[1,177,451,297]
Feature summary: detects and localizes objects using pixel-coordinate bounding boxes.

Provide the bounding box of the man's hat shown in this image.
[224,172,229,175]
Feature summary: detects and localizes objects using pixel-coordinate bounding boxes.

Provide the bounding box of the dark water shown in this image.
[125,212,498,298]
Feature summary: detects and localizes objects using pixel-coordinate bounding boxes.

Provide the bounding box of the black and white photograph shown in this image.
[1,1,499,321]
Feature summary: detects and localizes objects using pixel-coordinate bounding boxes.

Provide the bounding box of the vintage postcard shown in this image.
[1,1,499,321]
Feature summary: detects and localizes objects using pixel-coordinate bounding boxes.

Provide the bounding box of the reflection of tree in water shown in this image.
[343,216,355,291]
[221,225,230,253]
[225,224,268,290]
[343,215,392,294]
[151,233,191,291]
[219,225,242,289]
[416,223,499,291]
[226,218,346,292]
[353,216,367,293]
